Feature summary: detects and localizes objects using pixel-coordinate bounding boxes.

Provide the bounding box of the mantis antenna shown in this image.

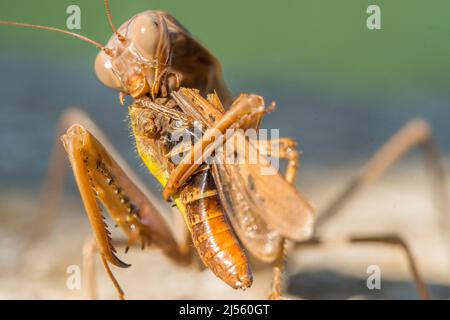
[103,0,125,42]
[0,20,112,55]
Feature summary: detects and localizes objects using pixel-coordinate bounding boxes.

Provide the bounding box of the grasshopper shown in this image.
[2,1,448,299]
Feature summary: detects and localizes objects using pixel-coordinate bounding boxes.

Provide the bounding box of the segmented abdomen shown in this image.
[180,169,252,289]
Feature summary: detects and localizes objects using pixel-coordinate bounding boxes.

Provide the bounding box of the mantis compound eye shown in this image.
[131,12,161,60]
[94,50,122,90]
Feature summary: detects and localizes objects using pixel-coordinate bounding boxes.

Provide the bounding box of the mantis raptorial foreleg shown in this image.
[82,216,195,300]
[82,236,132,300]
[26,108,134,247]
[25,109,193,299]
[62,122,196,299]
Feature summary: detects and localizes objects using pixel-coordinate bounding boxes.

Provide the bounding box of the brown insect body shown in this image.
[181,169,252,289]
[0,3,315,295]
[94,8,251,288]
[0,1,437,300]
[129,101,252,289]
[95,8,253,288]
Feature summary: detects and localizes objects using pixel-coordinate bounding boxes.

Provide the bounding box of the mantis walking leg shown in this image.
[261,137,431,300]
[316,119,449,234]
[297,234,430,299]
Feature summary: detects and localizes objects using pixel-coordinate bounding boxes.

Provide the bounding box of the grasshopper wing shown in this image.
[212,135,316,261]
[160,12,232,106]
[211,160,284,262]
[169,89,315,258]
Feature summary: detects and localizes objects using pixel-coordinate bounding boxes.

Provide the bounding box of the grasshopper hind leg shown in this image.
[270,138,300,300]
[255,137,300,300]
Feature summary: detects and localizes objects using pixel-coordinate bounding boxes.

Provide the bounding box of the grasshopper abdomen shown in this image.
[181,170,253,289]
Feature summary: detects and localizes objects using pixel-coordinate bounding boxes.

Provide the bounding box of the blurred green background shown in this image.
[1,0,450,185]
[2,0,450,92]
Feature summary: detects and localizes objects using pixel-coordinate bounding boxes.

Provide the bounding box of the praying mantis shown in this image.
[1,1,449,300]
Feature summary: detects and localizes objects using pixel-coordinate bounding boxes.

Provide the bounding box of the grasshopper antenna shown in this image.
[104,0,125,42]
[0,20,113,56]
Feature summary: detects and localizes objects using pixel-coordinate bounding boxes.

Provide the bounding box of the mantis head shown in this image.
[0,1,177,103]
[95,10,175,102]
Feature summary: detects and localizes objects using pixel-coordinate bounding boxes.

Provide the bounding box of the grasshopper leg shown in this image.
[162,93,275,200]
[258,137,300,300]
